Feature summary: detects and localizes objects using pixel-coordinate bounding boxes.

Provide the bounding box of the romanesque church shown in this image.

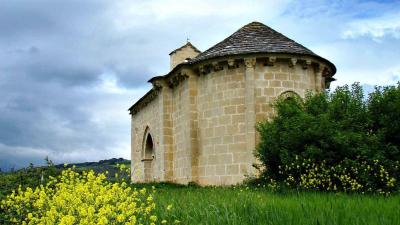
[129,21,336,185]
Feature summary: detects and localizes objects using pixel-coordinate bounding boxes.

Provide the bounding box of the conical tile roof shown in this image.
[190,22,334,72]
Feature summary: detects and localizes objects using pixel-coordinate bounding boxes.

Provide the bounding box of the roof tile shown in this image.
[190,21,317,63]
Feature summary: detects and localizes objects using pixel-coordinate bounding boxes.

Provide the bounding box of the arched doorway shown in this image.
[142,131,154,182]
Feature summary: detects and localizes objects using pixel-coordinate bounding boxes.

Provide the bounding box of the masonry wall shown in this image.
[131,94,162,182]
[170,47,199,70]
[132,56,325,186]
[159,83,174,181]
[254,60,320,124]
[196,64,249,185]
[171,79,193,183]
[195,58,323,185]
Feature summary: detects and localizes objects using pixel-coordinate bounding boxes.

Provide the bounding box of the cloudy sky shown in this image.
[1,0,400,170]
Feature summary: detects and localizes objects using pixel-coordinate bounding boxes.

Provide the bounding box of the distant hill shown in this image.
[2,158,130,174]
[54,158,130,174]
[55,157,130,168]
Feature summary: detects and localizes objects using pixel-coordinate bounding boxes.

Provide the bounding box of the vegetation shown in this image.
[256,83,400,193]
[1,165,161,225]
[150,184,400,225]
[0,158,130,199]
[54,158,130,174]
[2,168,399,225]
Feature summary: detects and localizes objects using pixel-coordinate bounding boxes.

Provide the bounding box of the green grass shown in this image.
[137,183,400,225]
[2,165,399,225]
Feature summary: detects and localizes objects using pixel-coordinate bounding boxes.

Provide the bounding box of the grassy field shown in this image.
[141,183,400,225]
[2,164,399,225]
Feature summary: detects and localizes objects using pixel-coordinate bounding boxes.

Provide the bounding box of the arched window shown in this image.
[142,127,154,160]
[144,133,154,159]
[279,91,300,101]
[142,126,155,182]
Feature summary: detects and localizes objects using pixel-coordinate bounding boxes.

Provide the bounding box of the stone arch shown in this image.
[142,126,155,182]
[279,90,301,101]
[142,127,155,158]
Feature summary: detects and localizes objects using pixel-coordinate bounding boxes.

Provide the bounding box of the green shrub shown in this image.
[255,83,400,193]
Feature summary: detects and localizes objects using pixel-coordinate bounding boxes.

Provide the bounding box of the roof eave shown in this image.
[128,89,153,112]
[189,51,336,76]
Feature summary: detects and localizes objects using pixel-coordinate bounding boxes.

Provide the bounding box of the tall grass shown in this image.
[2,167,399,224]
[142,184,400,225]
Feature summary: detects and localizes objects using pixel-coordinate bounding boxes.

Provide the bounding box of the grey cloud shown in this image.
[0,1,213,170]
[104,63,154,88]
[1,0,400,170]
[0,0,109,41]
[0,87,92,150]
[27,63,102,87]
[0,145,49,171]
[6,46,40,55]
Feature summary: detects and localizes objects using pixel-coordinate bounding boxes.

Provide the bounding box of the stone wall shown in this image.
[254,59,319,124]
[131,94,162,182]
[159,82,174,181]
[170,47,199,70]
[194,57,322,185]
[171,79,192,183]
[131,55,327,185]
[196,64,248,185]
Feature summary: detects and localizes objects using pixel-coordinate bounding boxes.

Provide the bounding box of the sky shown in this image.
[1,0,400,170]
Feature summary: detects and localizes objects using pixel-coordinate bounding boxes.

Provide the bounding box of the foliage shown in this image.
[0,158,131,199]
[56,158,131,175]
[0,159,60,200]
[255,83,400,193]
[0,166,163,224]
[274,157,398,194]
[1,166,400,225]
[146,184,399,225]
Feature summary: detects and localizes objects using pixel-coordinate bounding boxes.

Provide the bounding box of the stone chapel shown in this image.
[129,22,336,185]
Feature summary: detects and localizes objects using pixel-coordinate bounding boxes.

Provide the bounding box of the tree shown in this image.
[255,83,400,192]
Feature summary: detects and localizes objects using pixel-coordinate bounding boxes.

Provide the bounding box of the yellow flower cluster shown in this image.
[116,163,131,177]
[1,168,158,225]
[277,156,398,194]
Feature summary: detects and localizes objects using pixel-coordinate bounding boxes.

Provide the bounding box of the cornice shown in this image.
[129,85,162,115]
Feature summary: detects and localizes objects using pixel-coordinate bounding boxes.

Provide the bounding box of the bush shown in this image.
[0,161,60,199]
[255,83,400,193]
